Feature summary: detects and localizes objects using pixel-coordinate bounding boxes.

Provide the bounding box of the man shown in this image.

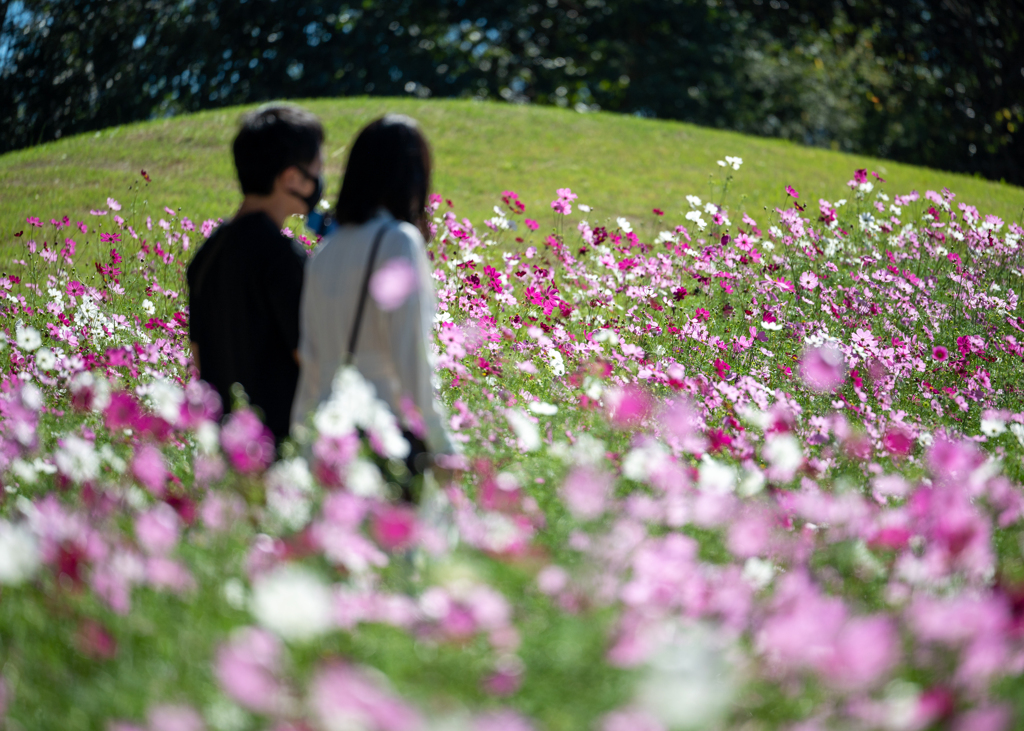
[187,103,325,447]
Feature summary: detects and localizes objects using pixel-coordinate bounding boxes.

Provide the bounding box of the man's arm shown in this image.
[190,341,201,371]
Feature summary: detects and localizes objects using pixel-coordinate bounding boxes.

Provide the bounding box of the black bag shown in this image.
[348,221,432,501]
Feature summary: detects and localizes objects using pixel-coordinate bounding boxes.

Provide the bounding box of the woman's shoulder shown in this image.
[309,216,422,263]
[381,219,425,258]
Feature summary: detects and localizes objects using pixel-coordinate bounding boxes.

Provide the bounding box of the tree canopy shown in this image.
[1,0,1021,184]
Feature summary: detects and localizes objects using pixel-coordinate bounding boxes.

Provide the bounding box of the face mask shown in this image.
[290,167,325,214]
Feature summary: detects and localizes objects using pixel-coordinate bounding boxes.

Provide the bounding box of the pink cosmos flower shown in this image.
[214,627,285,714]
[600,708,665,731]
[146,557,195,593]
[823,616,900,691]
[220,409,274,474]
[132,444,168,496]
[105,392,143,431]
[66,280,85,297]
[952,706,1010,731]
[882,426,913,456]
[312,433,361,487]
[309,662,421,731]
[371,505,419,551]
[370,258,418,311]
[800,343,846,392]
[483,668,522,696]
[524,219,539,231]
[659,397,707,455]
[561,466,613,520]
[551,199,571,215]
[786,185,799,199]
[605,384,652,429]
[147,704,204,731]
[932,345,949,361]
[536,565,569,595]
[107,197,122,212]
[135,503,180,555]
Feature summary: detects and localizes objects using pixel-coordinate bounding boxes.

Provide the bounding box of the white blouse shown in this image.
[291,209,456,455]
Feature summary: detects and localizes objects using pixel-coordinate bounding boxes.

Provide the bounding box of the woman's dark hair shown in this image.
[233,104,324,196]
[335,114,432,235]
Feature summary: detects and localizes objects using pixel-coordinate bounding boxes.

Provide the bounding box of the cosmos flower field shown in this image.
[2,160,1024,731]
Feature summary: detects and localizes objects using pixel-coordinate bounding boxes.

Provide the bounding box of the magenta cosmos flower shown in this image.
[800,342,846,392]
[932,345,949,361]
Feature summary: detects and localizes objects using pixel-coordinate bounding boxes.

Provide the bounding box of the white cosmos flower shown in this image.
[724,155,743,170]
[545,348,566,376]
[313,367,396,439]
[69,371,112,412]
[528,401,558,416]
[0,519,41,585]
[742,557,775,589]
[506,410,541,452]
[634,622,737,730]
[980,418,1007,437]
[142,299,156,315]
[622,441,670,482]
[10,458,39,486]
[16,325,41,352]
[54,435,101,483]
[578,204,592,212]
[346,459,385,498]
[764,433,803,482]
[195,421,220,455]
[616,217,633,234]
[738,468,766,497]
[685,195,702,209]
[223,578,247,610]
[35,347,56,371]
[20,382,43,411]
[98,445,126,473]
[251,563,334,642]
[265,457,316,531]
[697,456,736,494]
[140,378,185,425]
[1009,423,1024,448]
[571,434,606,466]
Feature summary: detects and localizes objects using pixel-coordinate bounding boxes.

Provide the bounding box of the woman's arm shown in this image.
[384,226,457,456]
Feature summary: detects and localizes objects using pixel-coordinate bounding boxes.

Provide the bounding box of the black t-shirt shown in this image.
[186,212,306,445]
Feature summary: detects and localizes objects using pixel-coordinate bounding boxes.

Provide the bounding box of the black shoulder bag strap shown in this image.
[346,220,396,365]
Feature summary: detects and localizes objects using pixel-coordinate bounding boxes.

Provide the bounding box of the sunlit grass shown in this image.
[2,96,1022,252]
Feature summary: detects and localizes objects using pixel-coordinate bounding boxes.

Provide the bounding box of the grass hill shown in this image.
[1,97,1022,243]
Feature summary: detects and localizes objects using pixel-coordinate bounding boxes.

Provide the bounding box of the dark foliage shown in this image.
[1,0,1021,184]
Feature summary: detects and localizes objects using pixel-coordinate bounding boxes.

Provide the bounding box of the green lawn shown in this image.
[2,97,1022,246]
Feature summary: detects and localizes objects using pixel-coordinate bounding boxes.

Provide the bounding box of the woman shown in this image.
[291,114,457,476]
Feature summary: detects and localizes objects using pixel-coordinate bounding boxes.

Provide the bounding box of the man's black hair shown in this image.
[233,104,325,196]
[335,114,432,235]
